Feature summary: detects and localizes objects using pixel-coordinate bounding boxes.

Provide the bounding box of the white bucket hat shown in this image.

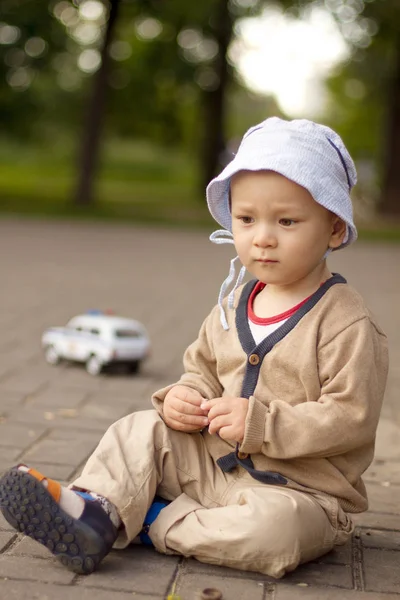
[206,117,358,329]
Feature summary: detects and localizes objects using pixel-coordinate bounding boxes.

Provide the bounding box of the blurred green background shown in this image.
[0,0,399,238]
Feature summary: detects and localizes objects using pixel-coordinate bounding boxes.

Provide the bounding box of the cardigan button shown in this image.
[238,451,249,459]
[249,353,260,365]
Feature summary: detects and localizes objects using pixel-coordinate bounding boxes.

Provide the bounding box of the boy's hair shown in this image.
[206,117,358,250]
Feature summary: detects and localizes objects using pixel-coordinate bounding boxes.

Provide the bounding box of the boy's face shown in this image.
[230,170,346,287]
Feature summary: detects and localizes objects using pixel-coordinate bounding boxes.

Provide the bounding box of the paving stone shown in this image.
[176,572,265,599]
[352,511,400,531]
[363,548,400,593]
[0,459,14,475]
[3,362,60,381]
[0,348,39,367]
[0,580,153,600]
[46,427,101,442]
[97,378,154,398]
[0,531,16,552]
[87,386,153,405]
[274,584,400,599]
[184,557,267,581]
[0,422,47,449]
[0,555,75,584]
[23,436,100,466]
[0,363,16,380]
[0,336,19,354]
[0,391,25,413]
[26,388,89,409]
[49,417,112,431]
[360,529,400,551]
[185,556,353,588]
[0,446,23,461]
[0,510,15,531]
[364,459,400,486]
[0,371,50,395]
[317,539,352,565]
[283,561,353,589]
[80,546,179,593]
[10,536,54,559]
[14,462,77,482]
[49,368,113,391]
[373,418,400,461]
[5,406,111,432]
[80,396,135,421]
[365,482,400,514]
[3,408,62,427]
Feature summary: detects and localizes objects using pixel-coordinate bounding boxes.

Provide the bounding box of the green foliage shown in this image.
[324,0,400,183]
[0,0,84,138]
[0,0,284,148]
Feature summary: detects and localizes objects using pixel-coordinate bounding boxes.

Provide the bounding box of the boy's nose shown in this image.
[254,225,277,248]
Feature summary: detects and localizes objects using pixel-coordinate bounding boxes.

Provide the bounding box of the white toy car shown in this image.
[42,310,150,376]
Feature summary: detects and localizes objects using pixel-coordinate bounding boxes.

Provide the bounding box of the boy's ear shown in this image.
[329,217,347,249]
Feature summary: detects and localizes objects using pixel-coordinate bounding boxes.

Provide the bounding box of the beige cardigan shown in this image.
[152,276,388,513]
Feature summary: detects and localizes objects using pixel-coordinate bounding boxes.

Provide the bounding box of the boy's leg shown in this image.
[149,483,353,579]
[0,409,231,572]
[71,409,235,548]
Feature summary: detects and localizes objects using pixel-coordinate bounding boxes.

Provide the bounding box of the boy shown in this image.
[0,117,388,579]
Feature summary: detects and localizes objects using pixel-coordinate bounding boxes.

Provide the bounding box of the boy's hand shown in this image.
[163,385,209,432]
[201,397,249,443]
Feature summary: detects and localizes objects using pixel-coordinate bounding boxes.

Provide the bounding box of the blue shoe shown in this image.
[139,495,170,546]
[0,466,118,574]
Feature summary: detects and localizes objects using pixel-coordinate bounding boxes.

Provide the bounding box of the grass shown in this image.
[0,137,215,229]
[0,137,399,240]
[357,224,400,242]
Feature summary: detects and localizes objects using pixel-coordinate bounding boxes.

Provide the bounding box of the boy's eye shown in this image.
[239,216,254,224]
[279,218,296,227]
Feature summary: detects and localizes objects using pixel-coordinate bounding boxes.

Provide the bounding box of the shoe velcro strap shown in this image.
[28,468,61,503]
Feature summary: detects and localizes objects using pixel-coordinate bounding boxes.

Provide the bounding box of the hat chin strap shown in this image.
[322,247,333,260]
[209,230,246,330]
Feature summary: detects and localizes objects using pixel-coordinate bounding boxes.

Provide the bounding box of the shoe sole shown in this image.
[0,468,107,574]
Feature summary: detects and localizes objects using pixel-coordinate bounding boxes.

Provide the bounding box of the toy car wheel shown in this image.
[45,345,60,366]
[128,360,140,374]
[86,355,103,376]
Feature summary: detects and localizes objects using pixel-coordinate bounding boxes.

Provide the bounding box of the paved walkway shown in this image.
[0,219,399,600]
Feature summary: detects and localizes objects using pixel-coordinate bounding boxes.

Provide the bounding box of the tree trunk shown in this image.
[74,0,120,207]
[380,39,400,216]
[199,0,233,193]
